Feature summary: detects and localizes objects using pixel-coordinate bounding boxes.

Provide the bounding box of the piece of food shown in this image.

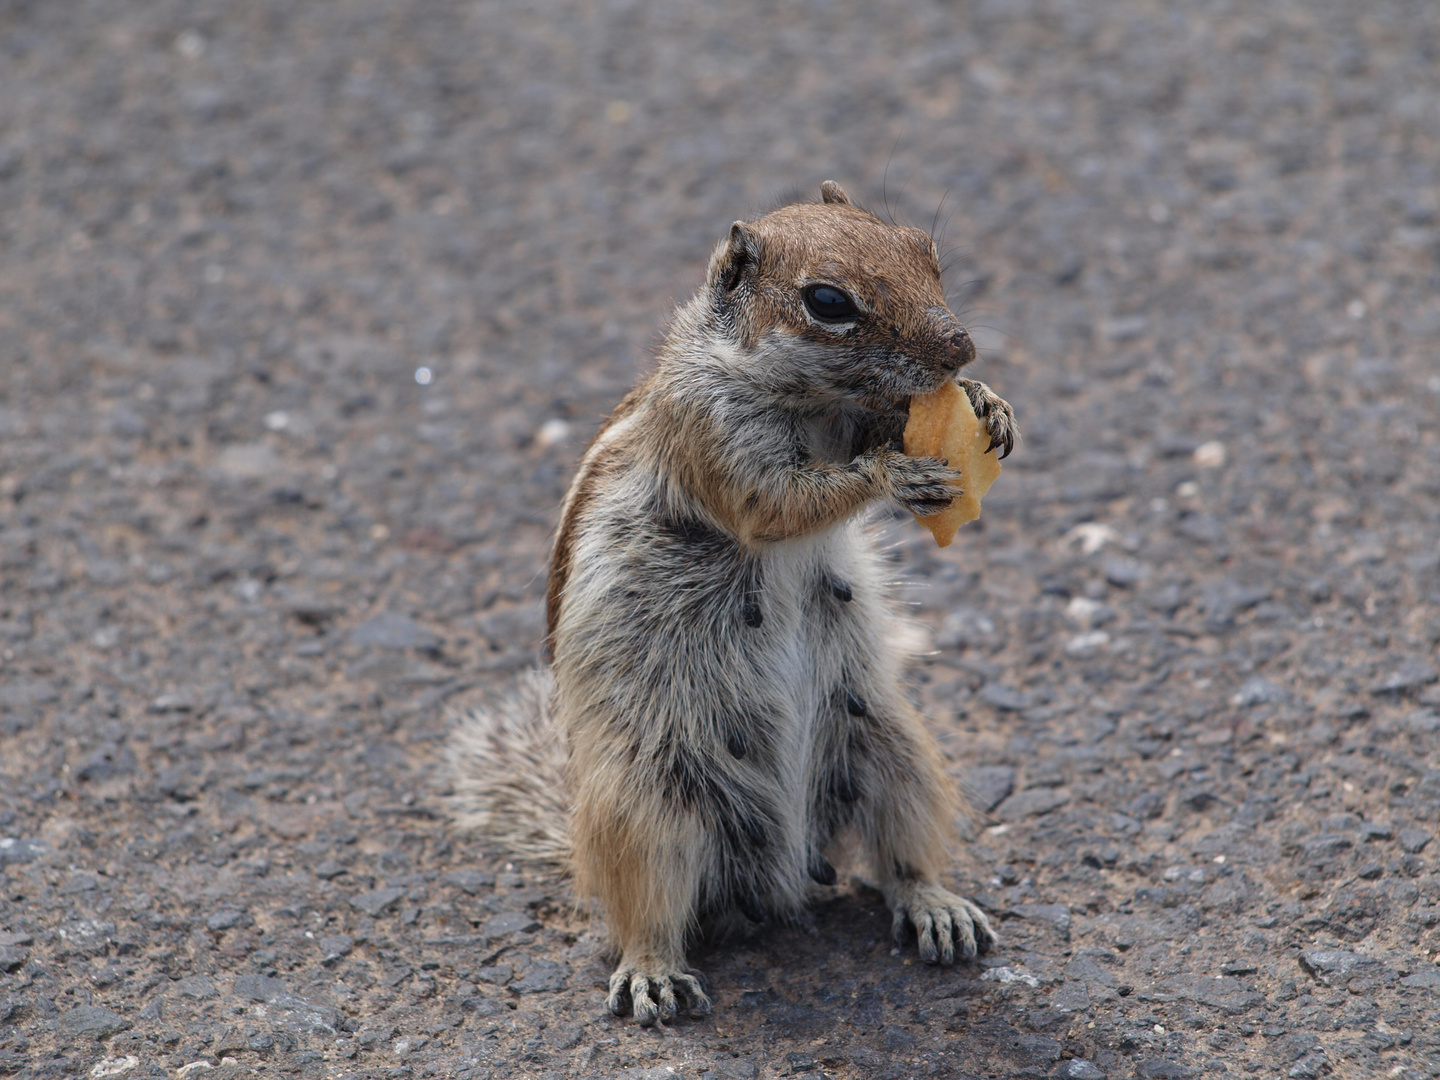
[902,382,1003,548]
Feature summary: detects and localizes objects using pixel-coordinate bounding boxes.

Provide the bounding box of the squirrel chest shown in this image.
[548,364,937,924]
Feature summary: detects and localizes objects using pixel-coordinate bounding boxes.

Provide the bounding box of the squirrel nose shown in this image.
[949,325,976,368]
[929,307,976,370]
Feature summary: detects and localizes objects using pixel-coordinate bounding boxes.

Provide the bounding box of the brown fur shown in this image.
[451,183,1017,1026]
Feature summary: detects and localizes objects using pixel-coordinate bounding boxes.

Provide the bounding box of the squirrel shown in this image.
[450,181,1017,1026]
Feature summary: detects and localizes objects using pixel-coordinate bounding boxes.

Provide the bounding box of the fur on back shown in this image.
[447,667,570,868]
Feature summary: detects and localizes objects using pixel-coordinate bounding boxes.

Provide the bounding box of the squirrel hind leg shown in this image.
[446,667,571,868]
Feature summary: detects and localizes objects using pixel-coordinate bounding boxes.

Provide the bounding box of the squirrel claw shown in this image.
[958,378,1018,461]
[987,434,1016,459]
[608,963,711,1025]
[890,880,997,967]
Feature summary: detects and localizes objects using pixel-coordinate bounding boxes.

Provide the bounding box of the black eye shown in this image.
[802,283,860,323]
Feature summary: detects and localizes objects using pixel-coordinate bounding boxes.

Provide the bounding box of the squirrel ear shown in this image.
[819,181,851,205]
[707,221,758,293]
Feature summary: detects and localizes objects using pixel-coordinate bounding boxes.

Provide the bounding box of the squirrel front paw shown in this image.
[957,378,1018,459]
[890,879,998,964]
[863,448,963,517]
[607,958,712,1026]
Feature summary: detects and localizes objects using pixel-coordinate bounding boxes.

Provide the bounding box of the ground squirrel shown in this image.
[451,181,1017,1025]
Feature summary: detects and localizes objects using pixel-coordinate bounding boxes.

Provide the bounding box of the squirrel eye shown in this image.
[802,283,860,322]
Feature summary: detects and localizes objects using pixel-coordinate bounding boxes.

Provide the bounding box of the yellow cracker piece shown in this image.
[902,382,1003,548]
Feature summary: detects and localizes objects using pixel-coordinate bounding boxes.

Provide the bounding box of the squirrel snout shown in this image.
[948,325,977,369]
[929,307,977,371]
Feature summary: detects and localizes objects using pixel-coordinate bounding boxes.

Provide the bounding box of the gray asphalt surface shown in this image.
[2,1,1439,1078]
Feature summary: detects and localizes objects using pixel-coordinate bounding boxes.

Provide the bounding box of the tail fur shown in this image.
[447,668,571,869]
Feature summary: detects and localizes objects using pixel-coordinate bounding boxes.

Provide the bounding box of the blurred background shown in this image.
[1,1,1438,1078]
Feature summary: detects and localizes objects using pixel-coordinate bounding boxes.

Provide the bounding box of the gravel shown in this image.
[348,887,407,918]
[2,0,1439,1077]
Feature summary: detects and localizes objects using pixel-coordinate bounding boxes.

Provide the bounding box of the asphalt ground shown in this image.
[0,1,1438,1078]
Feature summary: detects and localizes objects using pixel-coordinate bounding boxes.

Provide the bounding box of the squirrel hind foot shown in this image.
[890,880,998,965]
[608,963,712,1026]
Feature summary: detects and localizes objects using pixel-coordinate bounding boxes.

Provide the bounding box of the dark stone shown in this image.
[213,1026,248,1056]
[763,1002,834,1037]
[1102,556,1143,587]
[74,743,137,782]
[1371,659,1438,695]
[1100,904,1203,956]
[1231,677,1288,707]
[544,1023,583,1049]
[319,935,353,965]
[850,990,884,1027]
[509,959,569,993]
[1398,828,1432,854]
[235,973,289,1001]
[349,886,406,917]
[176,975,218,999]
[232,974,340,1033]
[58,1005,132,1039]
[1413,770,1440,805]
[1279,1033,1321,1062]
[60,872,99,894]
[1287,1053,1327,1079]
[1180,787,1218,812]
[1196,580,1270,630]
[966,765,1015,812]
[59,920,116,954]
[1136,974,1263,1014]
[1137,1060,1197,1079]
[443,869,496,894]
[481,910,540,937]
[1011,904,1071,939]
[1298,950,1387,986]
[995,787,1070,822]
[0,837,47,867]
[978,683,1031,711]
[1201,872,1256,914]
[1050,981,1091,1013]
[703,1060,760,1080]
[1127,791,1165,819]
[1300,833,1351,860]
[460,995,507,1016]
[206,909,248,931]
[1012,1034,1061,1067]
[148,692,194,713]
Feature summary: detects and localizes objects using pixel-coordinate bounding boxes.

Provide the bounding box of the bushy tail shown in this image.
[447,668,570,869]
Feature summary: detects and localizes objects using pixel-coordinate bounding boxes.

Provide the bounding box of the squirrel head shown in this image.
[702,181,976,409]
